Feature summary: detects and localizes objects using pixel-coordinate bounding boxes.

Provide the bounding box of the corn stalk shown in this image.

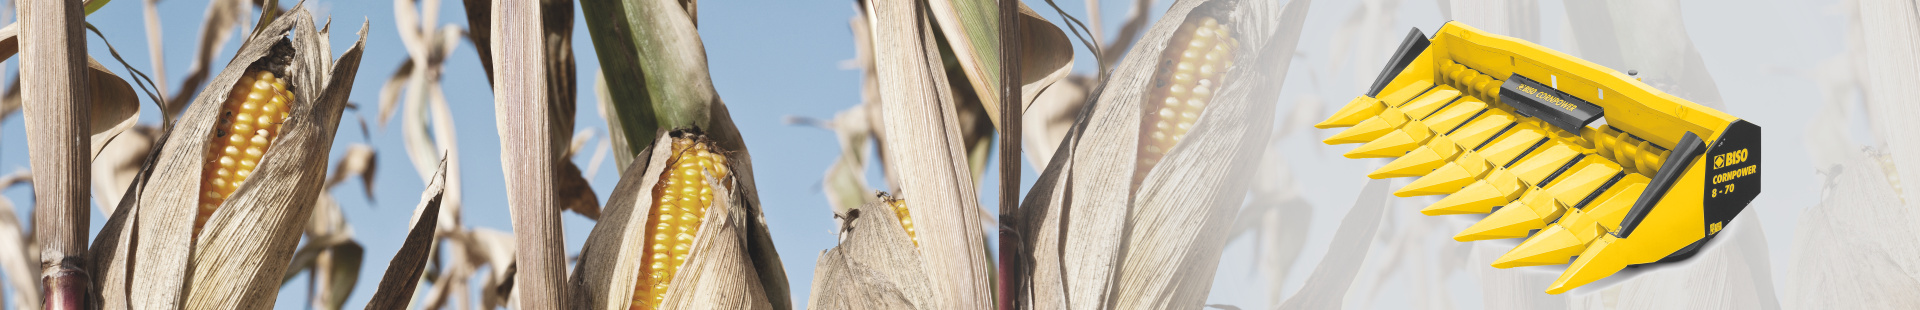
[20,0,94,306]
[492,0,568,307]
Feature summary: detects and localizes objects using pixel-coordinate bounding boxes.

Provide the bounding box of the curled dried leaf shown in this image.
[326,143,377,201]
[1021,74,1089,169]
[558,160,602,220]
[92,126,155,214]
[366,159,448,309]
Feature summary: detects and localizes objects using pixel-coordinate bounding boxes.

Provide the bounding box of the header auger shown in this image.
[1317,22,1761,294]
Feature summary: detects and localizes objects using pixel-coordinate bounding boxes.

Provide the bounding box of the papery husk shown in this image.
[1014,0,1309,308]
[808,195,934,310]
[569,129,786,310]
[85,5,368,309]
[864,0,994,308]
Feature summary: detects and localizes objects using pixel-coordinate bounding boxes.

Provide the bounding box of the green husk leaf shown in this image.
[579,0,717,155]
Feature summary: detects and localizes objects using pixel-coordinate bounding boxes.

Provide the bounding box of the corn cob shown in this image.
[1136,16,1238,186]
[197,70,294,233]
[631,135,730,310]
[884,196,918,247]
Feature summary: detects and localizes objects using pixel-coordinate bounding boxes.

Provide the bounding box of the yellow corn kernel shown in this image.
[1137,16,1238,186]
[887,197,918,247]
[197,70,293,233]
[632,136,730,310]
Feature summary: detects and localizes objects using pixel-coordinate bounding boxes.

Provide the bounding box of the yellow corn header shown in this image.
[1317,22,1760,294]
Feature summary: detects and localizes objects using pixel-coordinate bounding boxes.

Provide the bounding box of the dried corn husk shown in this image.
[1014,0,1310,308]
[570,129,788,310]
[809,195,934,309]
[84,5,367,309]
[862,0,995,308]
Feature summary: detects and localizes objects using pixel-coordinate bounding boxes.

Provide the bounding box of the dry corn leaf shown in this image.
[141,0,167,100]
[0,21,144,231]
[84,6,368,308]
[865,0,995,307]
[325,143,377,201]
[0,25,144,161]
[0,171,38,309]
[1227,147,1311,307]
[586,130,613,180]
[281,229,363,310]
[314,241,364,310]
[569,130,785,309]
[808,196,934,310]
[926,0,1075,127]
[817,105,878,215]
[162,0,251,123]
[558,159,602,220]
[83,57,142,159]
[1014,0,1310,308]
[365,160,447,309]
[465,228,518,309]
[91,125,155,214]
[1094,0,1156,71]
[285,156,368,309]
[459,0,495,85]
[1021,74,1088,170]
[1275,180,1387,310]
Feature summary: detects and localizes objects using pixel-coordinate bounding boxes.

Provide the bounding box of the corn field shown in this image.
[0,0,1898,309]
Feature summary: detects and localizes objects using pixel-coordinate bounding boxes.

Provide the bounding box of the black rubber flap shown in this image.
[1616,132,1706,238]
[1366,28,1430,97]
[1498,74,1604,132]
